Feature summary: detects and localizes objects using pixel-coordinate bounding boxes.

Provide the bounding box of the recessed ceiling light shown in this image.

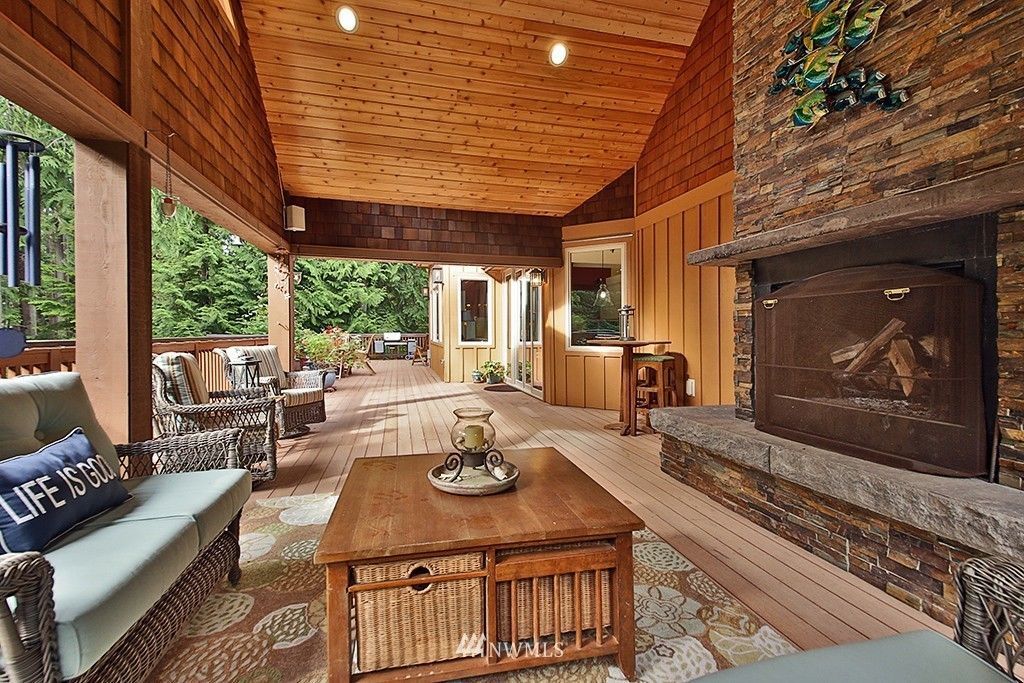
[336,5,358,33]
[549,42,569,66]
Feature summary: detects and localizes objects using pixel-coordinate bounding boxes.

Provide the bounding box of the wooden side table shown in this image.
[315,448,644,682]
[587,339,671,436]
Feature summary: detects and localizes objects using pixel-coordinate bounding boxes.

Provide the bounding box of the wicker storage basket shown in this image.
[496,542,613,642]
[353,553,484,672]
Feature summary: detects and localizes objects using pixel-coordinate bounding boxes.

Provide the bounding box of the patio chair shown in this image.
[215,345,327,438]
[152,352,278,483]
[349,335,375,375]
[696,555,1023,681]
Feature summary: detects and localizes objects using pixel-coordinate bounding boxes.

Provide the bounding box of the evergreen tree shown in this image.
[0,97,427,341]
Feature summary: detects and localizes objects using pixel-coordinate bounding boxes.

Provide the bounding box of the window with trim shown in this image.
[430,283,443,344]
[568,245,624,347]
[459,278,491,345]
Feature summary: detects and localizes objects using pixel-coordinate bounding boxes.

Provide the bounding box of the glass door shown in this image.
[507,272,543,399]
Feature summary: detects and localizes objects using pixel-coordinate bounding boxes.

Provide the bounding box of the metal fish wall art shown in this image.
[843,0,887,50]
[792,90,830,127]
[770,0,907,129]
[804,0,854,50]
[797,46,846,92]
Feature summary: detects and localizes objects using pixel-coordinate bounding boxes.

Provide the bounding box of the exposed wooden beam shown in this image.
[292,244,563,269]
[74,140,153,443]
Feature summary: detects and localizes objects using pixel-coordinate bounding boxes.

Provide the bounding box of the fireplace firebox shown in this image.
[754,263,986,477]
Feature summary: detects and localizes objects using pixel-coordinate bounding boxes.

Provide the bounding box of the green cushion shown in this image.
[634,354,675,362]
[45,517,199,678]
[0,373,119,471]
[696,630,1008,682]
[80,469,251,548]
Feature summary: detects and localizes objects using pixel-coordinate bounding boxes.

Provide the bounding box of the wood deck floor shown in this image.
[255,360,949,651]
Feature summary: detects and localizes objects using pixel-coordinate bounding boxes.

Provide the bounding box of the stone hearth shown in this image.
[650,406,1024,624]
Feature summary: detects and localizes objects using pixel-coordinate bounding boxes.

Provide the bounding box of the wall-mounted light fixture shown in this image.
[431,267,444,287]
[529,268,546,287]
[1,130,45,287]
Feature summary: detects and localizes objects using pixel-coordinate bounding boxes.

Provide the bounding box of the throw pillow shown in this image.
[0,429,131,552]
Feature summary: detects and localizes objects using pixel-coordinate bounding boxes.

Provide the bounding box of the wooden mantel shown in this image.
[689,161,1024,266]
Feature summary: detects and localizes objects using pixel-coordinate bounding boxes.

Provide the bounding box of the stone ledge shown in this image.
[687,161,1024,266]
[650,406,1024,560]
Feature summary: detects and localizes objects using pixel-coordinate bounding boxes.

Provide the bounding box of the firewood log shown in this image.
[845,318,906,374]
[831,341,867,365]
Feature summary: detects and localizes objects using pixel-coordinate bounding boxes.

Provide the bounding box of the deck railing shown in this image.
[1,335,268,392]
[354,333,429,359]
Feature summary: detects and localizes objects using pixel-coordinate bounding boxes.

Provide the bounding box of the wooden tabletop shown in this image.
[314,447,644,565]
[587,339,671,348]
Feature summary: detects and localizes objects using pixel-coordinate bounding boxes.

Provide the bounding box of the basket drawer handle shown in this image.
[407,564,434,594]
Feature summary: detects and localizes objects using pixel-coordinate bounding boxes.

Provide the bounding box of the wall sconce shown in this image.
[431,267,444,287]
[158,131,178,219]
[529,269,546,287]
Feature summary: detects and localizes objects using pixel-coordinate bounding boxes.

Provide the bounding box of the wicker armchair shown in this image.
[152,353,278,483]
[955,555,1024,678]
[0,430,245,683]
[214,345,327,438]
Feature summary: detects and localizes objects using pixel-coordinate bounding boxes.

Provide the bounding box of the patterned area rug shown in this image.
[151,494,796,682]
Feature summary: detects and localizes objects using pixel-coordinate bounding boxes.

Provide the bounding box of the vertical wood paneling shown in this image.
[655,220,670,342]
[543,225,627,411]
[631,177,735,408]
[719,193,736,395]
[699,198,721,405]
[438,265,504,384]
[682,206,702,404]
[565,356,586,407]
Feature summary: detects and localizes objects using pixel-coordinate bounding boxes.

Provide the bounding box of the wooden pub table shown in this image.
[587,339,671,436]
[315,447,644,682]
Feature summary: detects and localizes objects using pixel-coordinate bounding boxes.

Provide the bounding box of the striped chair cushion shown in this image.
[227,345,287,388]
[282,387,324,408]
[153,352,210,405]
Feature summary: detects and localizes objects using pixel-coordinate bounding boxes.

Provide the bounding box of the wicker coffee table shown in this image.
[315,447,644,682]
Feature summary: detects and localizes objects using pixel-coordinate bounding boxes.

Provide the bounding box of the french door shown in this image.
[507,272,543,399]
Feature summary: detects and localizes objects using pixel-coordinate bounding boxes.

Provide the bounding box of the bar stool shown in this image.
[634,353,681,409]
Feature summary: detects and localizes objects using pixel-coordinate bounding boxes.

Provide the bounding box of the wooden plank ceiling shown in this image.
[240,0,709,216]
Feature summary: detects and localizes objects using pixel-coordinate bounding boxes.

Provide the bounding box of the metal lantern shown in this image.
[528,268,545,287]
[1,130,45,287]
[618,305,635,341]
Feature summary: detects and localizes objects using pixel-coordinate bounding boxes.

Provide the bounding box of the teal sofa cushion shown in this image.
[0,373,119,471]
[45,517,199,678]
[81,469,251,548]
[696,630,1008,682]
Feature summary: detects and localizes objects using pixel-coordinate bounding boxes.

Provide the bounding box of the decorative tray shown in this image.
[427,461,519,496]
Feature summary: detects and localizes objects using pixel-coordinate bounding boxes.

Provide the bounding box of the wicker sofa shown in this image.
[0,373,251,682]
[215,345,326,438]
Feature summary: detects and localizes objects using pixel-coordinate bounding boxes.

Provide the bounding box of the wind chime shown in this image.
[0,130,45,287]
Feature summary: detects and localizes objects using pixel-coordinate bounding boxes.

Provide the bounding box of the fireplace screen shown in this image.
[754,264,986,477]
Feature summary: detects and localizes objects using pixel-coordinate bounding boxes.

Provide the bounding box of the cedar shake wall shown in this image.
[290,198,562,264]
[635,0,733,215]
[733,0,1024,237]
[151,0,283,235]
[1,0,123,103]
[562,168,635,227]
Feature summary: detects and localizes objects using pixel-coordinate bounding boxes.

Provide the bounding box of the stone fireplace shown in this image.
[651,0,1024,625]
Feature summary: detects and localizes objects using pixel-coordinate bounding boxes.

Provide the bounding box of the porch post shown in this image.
[268,253,296,370]
[74,140,153,443]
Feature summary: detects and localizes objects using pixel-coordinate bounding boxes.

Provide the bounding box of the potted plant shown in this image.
[297,327,355,390]
[479,360,506,385]
[471,369,484,383]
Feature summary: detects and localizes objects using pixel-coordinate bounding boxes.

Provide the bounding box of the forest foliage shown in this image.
[0,98,427,340]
